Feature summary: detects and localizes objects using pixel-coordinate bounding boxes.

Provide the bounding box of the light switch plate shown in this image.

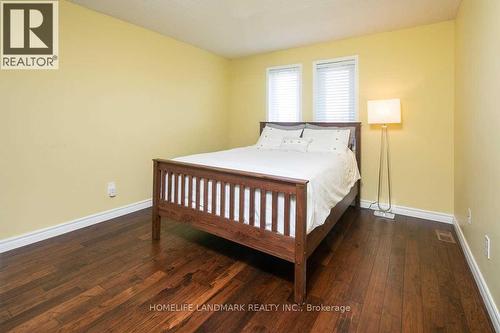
[107,182,117,197]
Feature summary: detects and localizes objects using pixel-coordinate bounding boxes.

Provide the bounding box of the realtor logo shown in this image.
[1,0,58,69]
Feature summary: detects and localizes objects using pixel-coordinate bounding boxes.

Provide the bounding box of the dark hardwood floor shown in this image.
[0,208,493,332]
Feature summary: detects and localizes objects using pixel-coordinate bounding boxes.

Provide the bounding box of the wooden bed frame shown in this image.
[152,122,361,303]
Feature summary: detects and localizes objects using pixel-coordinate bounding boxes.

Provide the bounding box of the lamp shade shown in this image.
[367,99,401,124]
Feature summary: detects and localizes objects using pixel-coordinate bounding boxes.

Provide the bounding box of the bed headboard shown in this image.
[259,121,361,171]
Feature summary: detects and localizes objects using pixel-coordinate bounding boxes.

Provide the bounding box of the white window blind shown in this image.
[267,65,301,121]
[314,58,357,121]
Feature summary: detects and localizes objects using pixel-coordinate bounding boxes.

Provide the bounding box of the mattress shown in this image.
[170,146,360,236]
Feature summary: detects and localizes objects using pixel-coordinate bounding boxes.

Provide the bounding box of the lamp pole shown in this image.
[375,124,394,219]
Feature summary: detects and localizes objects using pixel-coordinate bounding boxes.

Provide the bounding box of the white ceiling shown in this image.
[70,0,461,58]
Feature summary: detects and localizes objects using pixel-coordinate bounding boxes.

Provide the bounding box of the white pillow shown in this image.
[303,128,350,152]
[256,126,303,149]
[279,137,311,152]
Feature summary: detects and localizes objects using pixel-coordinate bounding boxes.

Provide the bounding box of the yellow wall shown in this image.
[228,22,455,214]
[455,0,500,308]
[0,1,229,239]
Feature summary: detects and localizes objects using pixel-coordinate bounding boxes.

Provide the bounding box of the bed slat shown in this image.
[180,174,185,206]
[203,179,208,212]
[272,191,278,232]
[229,184,235,220]
[160,170,165,202]
[221,181,226,218]
[187,175,192,208]
[249,188,255,226]
[260,189,266,229]
[239,185,245,223]
[173,173,178,204]
[194,177,200,210]
[167,172,172,203]
[211,180,216,215]
[284,193,290,236]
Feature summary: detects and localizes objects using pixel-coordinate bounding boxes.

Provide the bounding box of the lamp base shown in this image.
[374,210,395,219]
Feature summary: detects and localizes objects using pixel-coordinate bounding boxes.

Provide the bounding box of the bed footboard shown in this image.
[152,158,309,302]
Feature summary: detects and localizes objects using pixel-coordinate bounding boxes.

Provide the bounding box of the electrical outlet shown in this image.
[484,235,491,260]
[107,182,117,197]
[467,208,472,224]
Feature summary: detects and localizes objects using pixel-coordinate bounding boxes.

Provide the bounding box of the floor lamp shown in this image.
[367,99,401,219]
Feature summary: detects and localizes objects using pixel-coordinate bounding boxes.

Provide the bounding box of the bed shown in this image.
[152,122,361,303]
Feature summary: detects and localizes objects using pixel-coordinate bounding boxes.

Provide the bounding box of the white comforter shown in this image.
[173,146,360,236]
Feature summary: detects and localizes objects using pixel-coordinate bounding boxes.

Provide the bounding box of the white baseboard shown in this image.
[360,200,454,224]
[0,199,152,253]
[453,218,500,332]
[0,199,453,253]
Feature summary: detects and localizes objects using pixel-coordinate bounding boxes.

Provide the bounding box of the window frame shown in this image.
[312,55,359,122]
[266,63,303,122]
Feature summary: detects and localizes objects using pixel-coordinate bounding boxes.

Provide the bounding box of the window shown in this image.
[314,57,358,121]
[266,65,301,121]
